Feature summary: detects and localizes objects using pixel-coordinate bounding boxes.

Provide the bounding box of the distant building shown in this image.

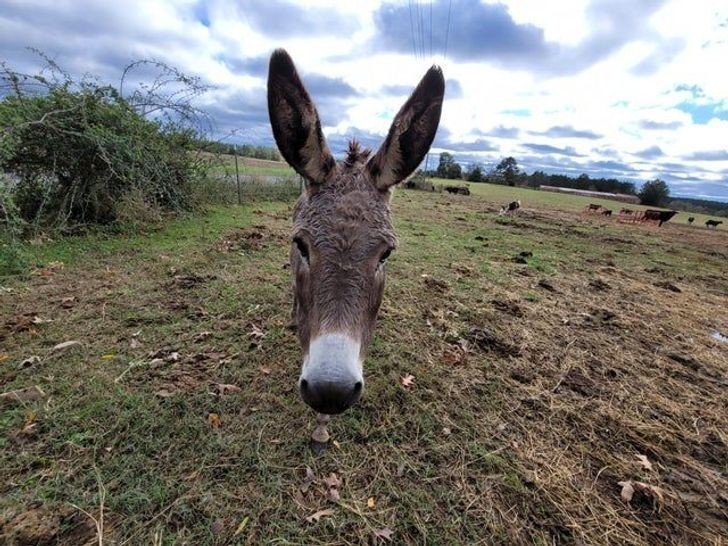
[539,185,640,204]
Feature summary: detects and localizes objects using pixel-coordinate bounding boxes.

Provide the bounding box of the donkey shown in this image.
[267,49,444,447]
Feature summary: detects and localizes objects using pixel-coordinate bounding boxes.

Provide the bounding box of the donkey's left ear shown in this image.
[367,66,445,190]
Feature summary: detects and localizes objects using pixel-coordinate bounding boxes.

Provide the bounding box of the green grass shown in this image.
[1,188,726,545]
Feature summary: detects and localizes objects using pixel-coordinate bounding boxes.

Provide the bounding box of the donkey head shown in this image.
[268,49,444,415]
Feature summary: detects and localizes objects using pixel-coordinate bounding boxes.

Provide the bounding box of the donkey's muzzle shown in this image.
[300,377,363,414]
[299,333,364,414]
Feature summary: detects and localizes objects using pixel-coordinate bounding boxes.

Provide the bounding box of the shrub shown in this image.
[0,53,211,234]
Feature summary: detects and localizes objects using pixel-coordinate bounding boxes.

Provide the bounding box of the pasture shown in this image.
[1,188,727,545]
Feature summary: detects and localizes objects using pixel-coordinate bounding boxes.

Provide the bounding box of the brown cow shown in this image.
[641,209,678,226]
[706,219,723,229]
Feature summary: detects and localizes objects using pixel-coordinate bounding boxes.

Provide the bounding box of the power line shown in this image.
[408,0,418,60]
[429,0,433,58]
[444,0,453,60]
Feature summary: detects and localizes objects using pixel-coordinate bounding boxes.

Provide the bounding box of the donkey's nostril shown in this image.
[300,379,309,392]
[354,381,363,393]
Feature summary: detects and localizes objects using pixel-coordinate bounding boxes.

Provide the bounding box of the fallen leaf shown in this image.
[442,427,452,436]
[214,383,242,396]
[0,353,9,363]
[367,497,376,509]
[401,374,415,389]
[194,331,212,342]
[233,516,249,536]
[52,340,82,351]
[372,527,394,542]
[617,480,666,508]
[211,519,224,535]
[207,413,221,428]
[322,473,341,489]
[301,466,316,493]
[21,412,37,434]
[101,354,115,361]
[166,352,180,362]
[332,440,341,449]
[154,389,176,398]
[259,366,271,375]
[31,316,52,325]
[19,356,41,368]
[305,508,334,523]
[1,385,46,405]
[130,338,142,349]
[326,488,340,502]
[618,480,635,502]
[250,325,265,338]
[635,454,653,471]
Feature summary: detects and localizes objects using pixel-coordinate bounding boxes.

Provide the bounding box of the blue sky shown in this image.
[1,0,727,201]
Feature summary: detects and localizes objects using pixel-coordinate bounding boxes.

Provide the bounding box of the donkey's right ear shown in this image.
[267,49,336,185]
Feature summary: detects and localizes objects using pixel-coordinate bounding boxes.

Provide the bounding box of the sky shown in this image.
[1,0,728,201]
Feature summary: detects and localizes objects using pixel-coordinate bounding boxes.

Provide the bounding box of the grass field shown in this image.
[1,187,727,544]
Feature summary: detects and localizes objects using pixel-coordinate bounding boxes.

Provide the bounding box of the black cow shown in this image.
[687,217,695,224]
[445,185,470,195]
[601,209,613,217]
[706,219,723,229]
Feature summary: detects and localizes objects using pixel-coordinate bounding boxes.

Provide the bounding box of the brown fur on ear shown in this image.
[267,49,336,185]
[367,66,445,190]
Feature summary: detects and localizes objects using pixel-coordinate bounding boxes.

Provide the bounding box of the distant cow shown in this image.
[706,219,723,229]
[687,217,695,224]
[499,200,521,215]
[601,209,613,217]
[620,208,634,215]
[585,203,604,213]
[444,185,470,195]
[642,209,678,227]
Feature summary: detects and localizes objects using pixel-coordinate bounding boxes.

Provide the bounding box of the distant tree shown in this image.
[436,152,462,179]
[528,170,548,188]
[465,163,485,182]
[639,178,670,206]
[495,157,519,186]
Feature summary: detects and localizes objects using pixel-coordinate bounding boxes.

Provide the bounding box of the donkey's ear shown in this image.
[267,49,336,185]
[367,66,445,190]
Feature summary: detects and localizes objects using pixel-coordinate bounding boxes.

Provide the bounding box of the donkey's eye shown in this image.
[379,248,393,264]
[293,237,309,260]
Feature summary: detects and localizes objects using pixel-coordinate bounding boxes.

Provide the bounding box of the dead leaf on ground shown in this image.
[20,355,41,368]
[617,480,666,509]
[211,519,225,535]
[401,374,415,389]
[207,413,221,428]
[130,338,142,349]
[193,331,212,342]
[367,497,376,509]
[233,516,249,536]
[1,385,46,405]
[322,473,341,489]
[214,383,242,396]
[154,388,176,398]
[372,527,394,542]
[0,353,9,363]
[305,508,334,524]
[300,466,316,493]
[635,454,653,471]
[326,488,341,502]
[101,354,115,361]
[259,365,271,375]
[52,340,82,351]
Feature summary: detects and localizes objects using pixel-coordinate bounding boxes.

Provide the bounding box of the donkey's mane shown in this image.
[343,140,372,168]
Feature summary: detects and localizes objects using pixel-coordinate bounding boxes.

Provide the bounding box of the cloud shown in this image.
[239,0,358,38]
[522,143,583,157]
[483,125,520,139]
[221,55,269,79]
[630,37,685,75]
[372,0,549,63]
[445,138,498,152]
[303,73,358,98]
[633,145,665,159]
[531,125,602,139]
[380,77,461,99]
[638,119,683,130]
[686,150,728,161]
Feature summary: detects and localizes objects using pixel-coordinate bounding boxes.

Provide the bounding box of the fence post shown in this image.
[234,144,241,205]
